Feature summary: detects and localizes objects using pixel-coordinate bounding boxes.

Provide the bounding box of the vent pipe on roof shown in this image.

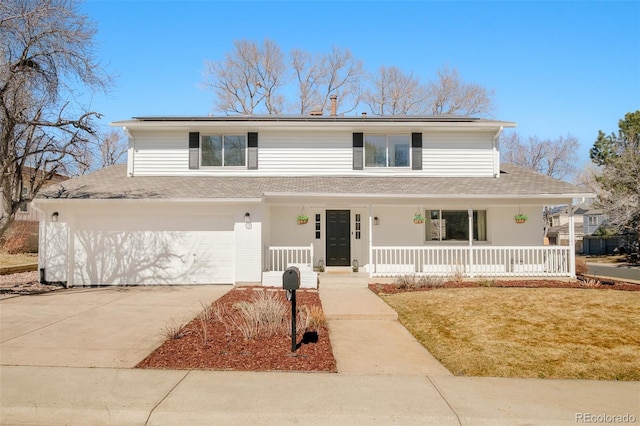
[330,95,337,116]
[362,112,367,118]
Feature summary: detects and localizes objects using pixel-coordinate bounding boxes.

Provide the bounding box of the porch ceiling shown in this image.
[37,163,593,203]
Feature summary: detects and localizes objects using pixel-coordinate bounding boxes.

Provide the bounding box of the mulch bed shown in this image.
[369,277,640,295]
[136,287,337,372]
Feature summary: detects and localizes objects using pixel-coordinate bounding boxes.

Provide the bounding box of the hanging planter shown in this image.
[296,207,309,225]
[413,212,425,224]
[514,213,528,224]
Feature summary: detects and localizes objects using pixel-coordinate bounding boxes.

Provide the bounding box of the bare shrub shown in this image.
[417,275,445,289]
[393,274,417,289]
[162,321,187,340]
[581,278,602,288]
[477,278,495,287]
[231,290,289,339]
[394,274,445,289]
[575,258,588,276]
[307,304,327,329]
[1,222,38,254]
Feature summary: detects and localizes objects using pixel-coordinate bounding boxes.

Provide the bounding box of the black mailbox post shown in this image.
[283,267,300,353]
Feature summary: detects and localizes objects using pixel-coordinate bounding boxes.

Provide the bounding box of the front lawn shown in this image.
[380,287,640,380]
[0,251,38,267]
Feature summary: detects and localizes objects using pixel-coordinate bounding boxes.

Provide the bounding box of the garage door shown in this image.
[72,214,234,285]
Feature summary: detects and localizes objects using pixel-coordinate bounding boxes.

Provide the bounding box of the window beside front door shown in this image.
[426,210,487,241]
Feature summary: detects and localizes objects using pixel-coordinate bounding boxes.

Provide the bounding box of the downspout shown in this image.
[492,126,503,178]
[124,127,135,177]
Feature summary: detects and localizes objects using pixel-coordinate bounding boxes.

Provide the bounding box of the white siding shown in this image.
[234,207,263,284]
[130,128,498,177]
[423,132,495,177]
[258,132,353,174]
[132,131,189,175]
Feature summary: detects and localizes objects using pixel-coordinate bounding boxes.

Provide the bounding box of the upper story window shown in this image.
[201,135,246,167]
[364,135,410,168]
[588,216,598,226]
[426,209,487,241]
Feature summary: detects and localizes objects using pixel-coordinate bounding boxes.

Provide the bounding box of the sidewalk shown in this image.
[1,278,639,425]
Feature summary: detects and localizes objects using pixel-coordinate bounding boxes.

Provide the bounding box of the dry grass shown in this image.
[0,251,38,267]
[380,288,640,380]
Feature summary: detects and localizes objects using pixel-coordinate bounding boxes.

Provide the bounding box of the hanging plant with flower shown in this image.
[413,212,425,224]
[514,213,528,224]
[296,214,309,225]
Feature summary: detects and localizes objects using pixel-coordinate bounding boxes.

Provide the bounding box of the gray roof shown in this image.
[37,164,592,201]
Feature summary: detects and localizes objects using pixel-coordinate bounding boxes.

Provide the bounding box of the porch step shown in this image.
[319,287,398,321]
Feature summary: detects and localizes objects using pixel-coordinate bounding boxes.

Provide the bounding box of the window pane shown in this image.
[223,135,246,166]
[365,135,387,167]
[202,136,222,166]
[388,135,410,167]
[429,210,441,240]
[442,211,468,240]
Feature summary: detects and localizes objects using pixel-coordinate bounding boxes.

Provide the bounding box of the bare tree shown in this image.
[201,38,286,115]
[426,65,494,117]
[290,46,363,115]
[1,0,110,237]
[501,132,579,180]
[97,129,127,168]
[364,66,427,115]
[291,49,324,114]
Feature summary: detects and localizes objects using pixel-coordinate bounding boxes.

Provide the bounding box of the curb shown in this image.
[0,263,38,275]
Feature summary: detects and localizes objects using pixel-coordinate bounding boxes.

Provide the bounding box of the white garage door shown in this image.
[72,214,234,285]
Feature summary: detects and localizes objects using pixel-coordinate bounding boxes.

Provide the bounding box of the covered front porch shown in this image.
[260,200,579,286]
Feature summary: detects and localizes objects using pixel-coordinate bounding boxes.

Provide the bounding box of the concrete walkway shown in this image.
[1,277,639,425]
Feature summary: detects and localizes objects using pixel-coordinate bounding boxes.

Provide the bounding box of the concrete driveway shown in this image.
[0,285,231,368]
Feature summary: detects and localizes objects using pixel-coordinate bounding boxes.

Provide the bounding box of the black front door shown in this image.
[326,210,350,266]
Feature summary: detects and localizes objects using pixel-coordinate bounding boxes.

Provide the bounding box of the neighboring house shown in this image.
[583,209,607,236]
[34,113,593,287]
[546,205,589,252]
[581,209,628,255]
[14,167,69,222]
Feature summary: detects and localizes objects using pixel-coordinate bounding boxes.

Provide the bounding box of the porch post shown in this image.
[568,201,576,278]
[468,207,474,278]
[368,204,373,278]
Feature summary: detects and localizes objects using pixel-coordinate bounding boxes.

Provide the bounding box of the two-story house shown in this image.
[34,114,593,287]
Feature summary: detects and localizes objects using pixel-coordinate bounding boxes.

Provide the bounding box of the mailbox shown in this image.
[282,266,300,290]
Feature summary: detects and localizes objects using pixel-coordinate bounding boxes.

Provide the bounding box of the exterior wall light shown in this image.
[51,212,59,222]
[374,216,380,225]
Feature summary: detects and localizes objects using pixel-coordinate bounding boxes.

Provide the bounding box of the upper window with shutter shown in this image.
[364,134,411,168]
[201,135,247,167]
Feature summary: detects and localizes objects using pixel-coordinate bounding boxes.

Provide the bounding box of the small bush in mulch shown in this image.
[137,287,337,372]
[369,277,640,295]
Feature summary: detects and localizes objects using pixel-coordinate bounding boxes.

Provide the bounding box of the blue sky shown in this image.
[81,0,640,172]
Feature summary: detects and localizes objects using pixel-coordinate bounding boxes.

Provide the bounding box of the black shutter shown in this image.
[189,132,200,169]
[353,133,364,170]
[411,132,422,170]
[247,132,258,169]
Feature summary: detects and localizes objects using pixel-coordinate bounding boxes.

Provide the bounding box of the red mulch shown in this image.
[368,276,640,295]
[136,287,337,372]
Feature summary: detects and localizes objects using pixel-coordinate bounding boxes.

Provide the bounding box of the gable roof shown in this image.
[37,163,592,202]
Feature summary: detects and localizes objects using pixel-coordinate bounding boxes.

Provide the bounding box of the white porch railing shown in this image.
[371,246,572,277]
[266,244,314,272]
